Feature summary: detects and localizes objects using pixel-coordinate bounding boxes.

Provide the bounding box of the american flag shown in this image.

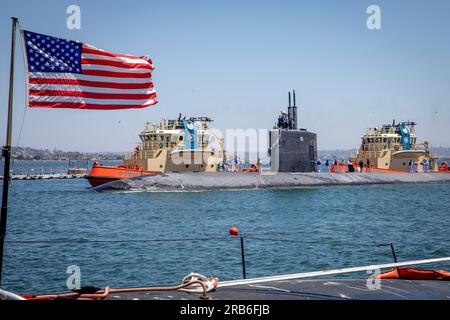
[21,30,157,110]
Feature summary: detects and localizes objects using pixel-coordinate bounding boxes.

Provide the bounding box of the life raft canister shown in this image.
[376,267,450,280]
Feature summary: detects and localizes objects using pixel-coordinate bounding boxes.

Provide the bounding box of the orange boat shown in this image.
[85,162,159,187]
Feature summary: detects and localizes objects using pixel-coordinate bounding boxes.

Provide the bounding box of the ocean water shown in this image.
[1,161,450,293]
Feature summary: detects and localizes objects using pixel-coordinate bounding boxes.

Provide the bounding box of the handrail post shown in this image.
[240,236,246,279]
[390,242,401,278]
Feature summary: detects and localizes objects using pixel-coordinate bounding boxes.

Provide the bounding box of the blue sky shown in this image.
[0,0,449,152]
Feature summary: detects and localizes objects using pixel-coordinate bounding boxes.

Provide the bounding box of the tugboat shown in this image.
[86,115,222,187]
[86,162,158,187]
[351,120,438,172]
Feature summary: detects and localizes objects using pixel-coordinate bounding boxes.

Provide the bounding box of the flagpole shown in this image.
[0,16,19,287]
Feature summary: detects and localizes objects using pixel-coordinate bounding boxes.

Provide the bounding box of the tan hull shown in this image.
[124,148,217,173]
[354,149,438,172]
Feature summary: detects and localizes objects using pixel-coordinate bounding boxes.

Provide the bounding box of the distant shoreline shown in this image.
[3,145,450,163]
[0,159,122,163]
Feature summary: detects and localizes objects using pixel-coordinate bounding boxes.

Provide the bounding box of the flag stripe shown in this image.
[29,78,154,89]
[29,95,157,105]
[81,53,150,65]
[82,69,152,78]
[81,58,153,70]
[29,101,157,110]
[29,84,155,94]
[29,72,153,84]
[30,90,157,100]
[82,45,153,64]
[81,63,152,74]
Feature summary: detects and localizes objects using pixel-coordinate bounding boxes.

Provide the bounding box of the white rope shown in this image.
[0,288,26,300]
[218,256,450,288]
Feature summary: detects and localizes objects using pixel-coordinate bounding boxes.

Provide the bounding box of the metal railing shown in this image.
[5,235,446,281]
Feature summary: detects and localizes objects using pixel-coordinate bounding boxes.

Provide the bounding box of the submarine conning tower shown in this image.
[268,90,317,172]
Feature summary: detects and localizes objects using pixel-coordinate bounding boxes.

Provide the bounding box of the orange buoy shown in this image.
[229,227,239,236]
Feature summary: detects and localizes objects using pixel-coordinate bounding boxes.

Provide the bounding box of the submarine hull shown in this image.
[92,172,450,192]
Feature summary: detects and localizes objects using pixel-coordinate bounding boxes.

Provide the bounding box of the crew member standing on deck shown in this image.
[277,111,289,129]
[359,160,364,173]
[257,158,263,172]
[277,111,288,129]
[334,159,339,173]
[366,158,371,172]
[316,159,322,173]
[277,114,283,129]
[325,159,330,172]
[341,159,346,173]
[422,159,428,173]
[347,159,353,172]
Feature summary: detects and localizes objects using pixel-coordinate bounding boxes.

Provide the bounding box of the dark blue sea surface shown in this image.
[1,161,450,293]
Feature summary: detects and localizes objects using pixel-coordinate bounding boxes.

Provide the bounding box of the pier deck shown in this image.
[1,173,86,180]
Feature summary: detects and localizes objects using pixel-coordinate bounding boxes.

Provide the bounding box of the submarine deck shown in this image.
[107,279,450,300]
